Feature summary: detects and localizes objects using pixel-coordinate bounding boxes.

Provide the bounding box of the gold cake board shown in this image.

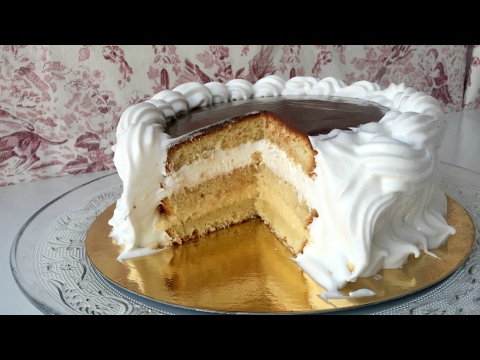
[85,196,475,314]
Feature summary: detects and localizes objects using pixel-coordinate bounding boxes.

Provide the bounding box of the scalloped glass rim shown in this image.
[9,163,480,315]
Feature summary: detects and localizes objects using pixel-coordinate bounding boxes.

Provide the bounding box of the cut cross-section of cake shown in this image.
[160,110,317,255]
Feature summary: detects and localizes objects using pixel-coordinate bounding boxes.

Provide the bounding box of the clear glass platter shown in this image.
[10,162,480,315]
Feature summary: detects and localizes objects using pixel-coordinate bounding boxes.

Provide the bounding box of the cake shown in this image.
[108,75,456,301]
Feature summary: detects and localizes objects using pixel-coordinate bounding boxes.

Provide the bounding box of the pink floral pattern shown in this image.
[464,45,480,110]
[279,45,306,78]
[102,46,133,88]
[0,45,475,187]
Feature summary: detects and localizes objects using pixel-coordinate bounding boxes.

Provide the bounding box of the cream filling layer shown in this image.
[161,140,311,203]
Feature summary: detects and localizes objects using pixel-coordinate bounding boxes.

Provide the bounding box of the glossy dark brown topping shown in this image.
[166,95,389,138]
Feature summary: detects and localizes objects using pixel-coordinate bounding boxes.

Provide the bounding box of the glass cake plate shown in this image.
[10,162,480,315]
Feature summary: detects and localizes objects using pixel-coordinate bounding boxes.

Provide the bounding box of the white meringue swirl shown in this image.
[253,75,286,97]
[282,76,319,95]
[204,82,230,104]
[173,82,213,109]
[151,90,189,116]
[226,79,255,101]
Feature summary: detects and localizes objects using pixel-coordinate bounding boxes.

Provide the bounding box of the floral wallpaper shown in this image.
[464,45,480,109]
[0,45,474,187]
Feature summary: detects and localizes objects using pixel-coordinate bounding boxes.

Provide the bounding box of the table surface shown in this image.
[2,108,480,315]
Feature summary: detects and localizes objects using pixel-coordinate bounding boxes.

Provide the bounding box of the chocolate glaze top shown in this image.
[166,95,389,138]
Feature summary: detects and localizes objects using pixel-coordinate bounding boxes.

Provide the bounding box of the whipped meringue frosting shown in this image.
[108,75,456,300]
